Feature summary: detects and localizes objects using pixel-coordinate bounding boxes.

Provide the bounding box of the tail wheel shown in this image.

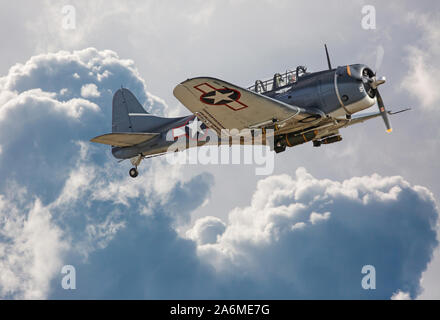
[129,168,139,178]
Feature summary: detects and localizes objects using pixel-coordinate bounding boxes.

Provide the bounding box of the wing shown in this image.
[173,77,323,134]
[345,108,411,127]
[90,132,159,147]
[304,108,412,139]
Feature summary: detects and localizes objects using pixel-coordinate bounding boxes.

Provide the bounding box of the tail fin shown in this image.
[112,88,187,133]
[112,88,149,133]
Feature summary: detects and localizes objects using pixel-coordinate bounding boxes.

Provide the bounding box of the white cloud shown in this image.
[186,216,226,245]
[0,88,100,121]
[0,48,190,299]
[391,291,411,300]
[0,43,438,299]
[193,168,438,299]
[85,212,126,250]
[81,83,100,98]
[0,196,68,299]
[401,12,440,109]
[401,47,440,109]
[310,211,331,224]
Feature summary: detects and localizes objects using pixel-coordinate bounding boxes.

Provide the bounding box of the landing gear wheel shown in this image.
[129,168,139,178]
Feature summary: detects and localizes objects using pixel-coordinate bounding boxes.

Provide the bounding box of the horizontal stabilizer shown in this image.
[90,132,159,147]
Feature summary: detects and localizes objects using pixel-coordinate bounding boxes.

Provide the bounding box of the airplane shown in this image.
[91,45,410,178]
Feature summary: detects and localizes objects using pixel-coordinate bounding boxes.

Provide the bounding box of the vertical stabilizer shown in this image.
[112,88,149,132]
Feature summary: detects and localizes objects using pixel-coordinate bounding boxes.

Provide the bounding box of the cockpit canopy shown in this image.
[248,66,308,93]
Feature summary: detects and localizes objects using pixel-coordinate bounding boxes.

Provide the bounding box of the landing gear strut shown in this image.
[129,154,143,178]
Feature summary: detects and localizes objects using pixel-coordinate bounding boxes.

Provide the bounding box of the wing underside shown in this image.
[302,108,411,139]
[173,77,323,135]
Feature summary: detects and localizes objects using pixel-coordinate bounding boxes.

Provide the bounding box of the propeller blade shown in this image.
[376,90,392,133]
[363,75,386,89]
[371,76,386,89]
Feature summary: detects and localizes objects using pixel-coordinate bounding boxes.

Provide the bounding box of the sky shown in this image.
[0,0,439,299]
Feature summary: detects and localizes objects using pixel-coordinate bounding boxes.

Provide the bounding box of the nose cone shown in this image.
[371,76,386,89]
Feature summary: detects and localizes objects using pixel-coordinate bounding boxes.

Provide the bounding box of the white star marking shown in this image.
[205,90,235,104]
[187,117,204,138]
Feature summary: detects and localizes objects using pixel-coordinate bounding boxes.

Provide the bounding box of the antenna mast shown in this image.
[324,44,332,70]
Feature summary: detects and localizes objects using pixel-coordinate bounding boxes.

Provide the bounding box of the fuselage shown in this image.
[112,64,377,160]
[264,64,376,118]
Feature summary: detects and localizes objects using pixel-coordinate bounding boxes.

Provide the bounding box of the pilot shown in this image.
[273,73,282,89]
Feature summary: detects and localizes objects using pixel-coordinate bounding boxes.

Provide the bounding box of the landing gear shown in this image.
[129,154,143,178]
[129,167,138,178]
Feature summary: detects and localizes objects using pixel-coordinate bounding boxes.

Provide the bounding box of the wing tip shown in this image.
[90,136,100,143]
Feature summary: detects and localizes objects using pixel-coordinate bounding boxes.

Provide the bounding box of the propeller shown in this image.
[375,89,392,133]
[373,46,392,132]
[362,71,392,133]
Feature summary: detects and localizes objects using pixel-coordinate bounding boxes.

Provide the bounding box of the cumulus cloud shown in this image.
[193,168,438,299]
[310,211,331,224]
[49,166,437,300]
[0,47,438,300]
[80,83,100,98]
[0,48,212,299]
[391,291,411,300]
[401,12,440,109]
[0,47,169,202]
[0,194,68,299]
[187,216,226,245]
